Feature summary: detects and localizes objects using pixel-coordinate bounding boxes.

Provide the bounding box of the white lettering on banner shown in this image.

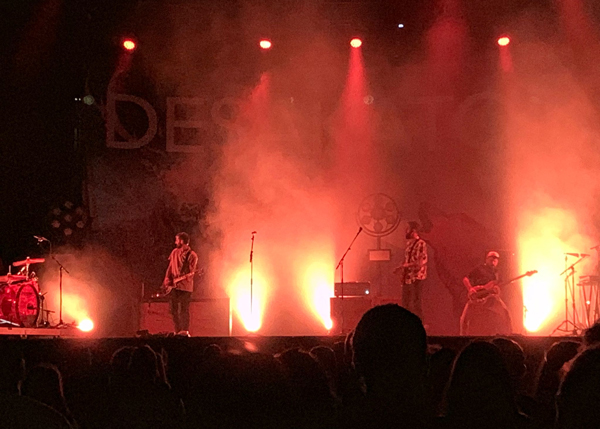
[166,97,215,153]
[106,71,158,149]
[105,77,509,152]
[210,96,240,129]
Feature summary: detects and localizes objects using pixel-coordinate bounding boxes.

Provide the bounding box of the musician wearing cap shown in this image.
[460,251,512,336]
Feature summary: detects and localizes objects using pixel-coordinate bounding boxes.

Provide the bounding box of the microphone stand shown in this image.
[250,232,255,314]
[335,227,363,334]
[52,254,70,327]
[38,238,70,327]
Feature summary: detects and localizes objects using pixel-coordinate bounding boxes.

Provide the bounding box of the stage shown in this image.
[0,326,84,338]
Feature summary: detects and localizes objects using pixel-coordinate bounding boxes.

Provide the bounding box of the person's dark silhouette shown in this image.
[310,345,339,398]
[583,319,600,348]
[534,340,580,428]
[0,348,73,428]
[188,352,294,429]
[276,348,336,428]
[203,343,223,359]
[346,304,429,429]
[441,341,529,429]
[426,346,456,417]
[557,345,600,429]
[21,363,78,427]
[107,345,184,429]
[491,337,536,417]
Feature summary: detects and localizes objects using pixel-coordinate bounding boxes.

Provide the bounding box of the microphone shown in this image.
[34,235,48,242]
[251,231,257,234]
[358,227,363,233]
[564,253,590,258]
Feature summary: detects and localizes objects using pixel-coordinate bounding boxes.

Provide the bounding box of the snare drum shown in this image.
[0,282,40,327]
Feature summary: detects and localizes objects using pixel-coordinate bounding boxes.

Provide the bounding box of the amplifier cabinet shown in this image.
[334,282,371,297]
[140,298,230,336]
[330,297,373,334]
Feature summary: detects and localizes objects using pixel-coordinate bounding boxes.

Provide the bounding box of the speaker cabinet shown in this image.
[140,298,230,336]
[330,297,373,334]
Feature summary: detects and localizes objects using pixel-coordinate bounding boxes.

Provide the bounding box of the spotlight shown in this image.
[83,95,95,105]
[259,39,272,50]
[497,36,510,47]
[78,318,94,332]
[350,38,362,48]
[397,23,405,28]
[122,39,136,51]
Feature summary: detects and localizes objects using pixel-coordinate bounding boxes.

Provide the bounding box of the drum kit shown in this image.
[0,257,46,328]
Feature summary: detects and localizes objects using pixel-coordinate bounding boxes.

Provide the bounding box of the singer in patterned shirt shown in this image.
[394,221,428,320]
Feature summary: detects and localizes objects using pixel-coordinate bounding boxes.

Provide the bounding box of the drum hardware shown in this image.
[576,276,600,329]
[0,275,27,284]
[12,257,45,279]
[0,319,20,327]
[12,258,45,267]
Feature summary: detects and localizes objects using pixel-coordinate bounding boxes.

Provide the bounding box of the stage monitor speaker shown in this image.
[330,297,372,334]
[140,298,230,336]
[334,282,371,297]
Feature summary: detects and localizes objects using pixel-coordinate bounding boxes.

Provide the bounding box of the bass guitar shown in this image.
[468,270,537,304]
[153,268,205,298]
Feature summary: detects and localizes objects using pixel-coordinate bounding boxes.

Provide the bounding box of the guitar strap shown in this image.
[407,239,421,262]
[403,239,422,283]
[180,250,192,276]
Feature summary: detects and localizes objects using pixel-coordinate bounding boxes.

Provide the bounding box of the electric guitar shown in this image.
[468,270,537,304]
[153,268,205,298]
[394,261,422,284]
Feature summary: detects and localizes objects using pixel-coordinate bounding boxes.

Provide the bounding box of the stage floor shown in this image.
[0,326,82,338]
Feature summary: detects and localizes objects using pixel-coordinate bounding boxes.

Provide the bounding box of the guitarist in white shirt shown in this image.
[163,232,198,336]
[460,251,512,336]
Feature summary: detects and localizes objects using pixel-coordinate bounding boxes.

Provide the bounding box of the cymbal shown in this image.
[12,258,45,267]
[0,275,27,283]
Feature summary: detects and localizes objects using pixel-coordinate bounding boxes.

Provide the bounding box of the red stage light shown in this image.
[497,36,511,47]
[259,39,272,50]
[350,38,362,48]
[123,39,136,51]
[78,318,94,332]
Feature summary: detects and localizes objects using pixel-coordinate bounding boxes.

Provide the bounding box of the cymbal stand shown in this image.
[552,255,586,335]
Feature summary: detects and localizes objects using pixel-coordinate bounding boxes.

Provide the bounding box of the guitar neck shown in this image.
[499,271,537,287]
[174,272,194,283]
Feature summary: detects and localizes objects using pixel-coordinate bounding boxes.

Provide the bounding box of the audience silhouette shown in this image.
[0,305,592,429]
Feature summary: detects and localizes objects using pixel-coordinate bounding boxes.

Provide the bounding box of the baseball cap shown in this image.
[486,251,500,259]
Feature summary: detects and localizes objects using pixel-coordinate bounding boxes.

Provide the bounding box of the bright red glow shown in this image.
[497,36,511,47]
[78,318,94,332]
[259,39,272,50]
[299,257,335,331]
[122,39,136,51]
[228,266,266,332]
[350,38,362,48]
